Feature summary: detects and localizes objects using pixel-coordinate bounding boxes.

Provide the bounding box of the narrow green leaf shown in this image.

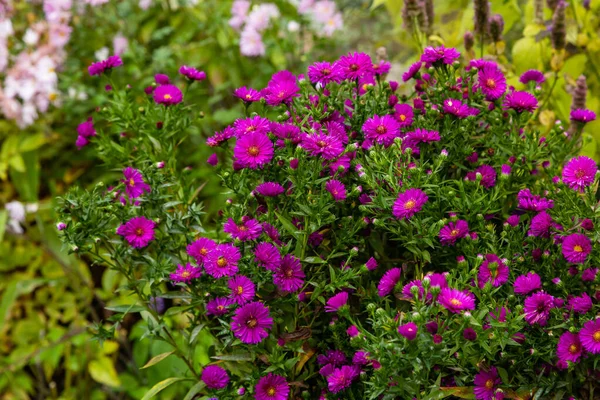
[105,304,146,313]
[274,211,298,239]
[140,351,174,369]
[211,353,254,361]
[0,210,7,243]
[141,377,192,400]
[0,282,18,334]
[303,256,326,264]
[183,381,205,400]
[189,324,206,345]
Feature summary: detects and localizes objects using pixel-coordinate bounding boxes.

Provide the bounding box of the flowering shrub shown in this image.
[57,43,600,399]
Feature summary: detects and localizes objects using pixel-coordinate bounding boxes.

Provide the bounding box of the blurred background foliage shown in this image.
[1,0,599,398]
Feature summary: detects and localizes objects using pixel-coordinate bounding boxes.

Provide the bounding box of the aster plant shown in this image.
[57,45,600,399]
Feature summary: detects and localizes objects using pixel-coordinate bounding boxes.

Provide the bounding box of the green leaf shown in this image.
[141,377,192,400]
[189,324,206,345]
[0,210,7,243]
[182,381,205,400]
[19,133,46,152]
[0,282,18,334]
[211,353,254,361]
[303,256,326,264]
[274,211,298,239]
[140,351,174,369]
[104,304,146,313]
[8,154,25,172]
[88,356,121,387]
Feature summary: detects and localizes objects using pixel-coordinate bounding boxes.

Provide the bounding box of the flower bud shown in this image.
[56,222,67,231]
[156,161,165,169]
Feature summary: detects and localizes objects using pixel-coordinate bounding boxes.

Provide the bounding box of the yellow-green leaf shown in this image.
[88,356,121,387]
[141,377,192,400]
[140,351,174,369]
[19,133,46,152]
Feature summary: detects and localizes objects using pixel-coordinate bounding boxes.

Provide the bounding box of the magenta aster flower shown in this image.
[439,220,469,246]
[301,132,344,160]
[308,61,342,86]
[568,293,592,314]
[153,84,183,105]
[88,55,123,76]
[394,103,414,128]
[377,267,402,297]
[325,180,347,202]
[503,90,538,112]
[557,332,583,363]
[474,367,502,400]
[517,189,554,211]
[231,301,273,344]
[233,116,271,138]
[581,267,598,281]
[402,61,422,82]
[570,108,596,123]
[233,86,261,103]
[233,131,274,169]
[402,280,424,300]
[170,263,201,283]
[519,69,545,85]
[254,242,282,271]
[122,167,151,199]
[264,72,300,106]
[273,254,304,293]
[513,272,541,295]
[524,292,554,326]
[116,216,155,248]
[373,60,391,75]
[362,115,400,146]
[478,65,507,100]
[201,365,229,389]
[327,365,359,393]
[467,165,497,188]
[179,65,206,81]
[77,118,96,138]
[562,156,597,192]
[271,122,301,142]
[403,128,441,154]
[438,288,476,313]
[528,211,557,238]
[478,254,509,288]
[206,297,233,316]
[421,45,460,65]
[463,328,478,341]
[580,319,600,354]
[335,52,374,80]
[561,233,592,264]
[255,182,285,197]
[255,374,289,400]
[187,238,217,265]
[325,292,348,313]
[392,188,428,220]
[365,257,378,271]
[154,74,170,85]
[442,98,469,118]
[223,218,262,242]
[398,322,418,340]
[205,244,240,278]
[228,275,255,305]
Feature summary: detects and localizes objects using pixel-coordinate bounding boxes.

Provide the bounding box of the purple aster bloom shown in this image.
[255,182,285,197]
[325,180,347,202]
[377,267,402,297]
[318,350,347,366]
[362,115,400,146]
[403,128,441,154]
[205,244,240,278]
[154,84,183,105]
[501,164,511,176]
[187,238,217,265]
[116,216,155,248]
[420,45,460,65]
[233,131,274,169]
[427,273,448,289]
[513,272,541,295]
[308,61,342,86]
[201,365,229,389]
[568,293,592,314]
[255,374,289,400]
[325,292,348,313]
[528,211,556,238]
[467,165,497,188]
[503,90,538,112]
[223,218,262,242]
[206,297,233,316]
[394,103,414,127]
[478,65,507,100]
[233,116,271,138]
[469,59,497,70]
[346,325,360,337]
[228,275,255,305]
[231,302,273,344]
[402,61,422,82]
[524,292,554,326]
[77,118,96,138]
[170,263,201,283]
[517,189,554,211]
[271,122,301,142]
[352,351,370,365]
[273,254,305,292]
[373,60,391,75]
[478,254,509,288]
[506,215,520,227]
[335,52,374,80]
[122,167,151,199]
[442,98,469,118]
[264,71,300,106]
[398,322,418,340]
[254,242,281,271]
[179,65,206,81]
[463,328,477,341]
[327,365,359,393]
[561,233,592,264]
[233,86,262,103]
[562,156,598,192]
[301,132,345,160]
[206,127,235,147]
[402,280,424,300]
[365,257,378,271]
[474,367,502,400]
[570,108,596,123]
[154,74,170,85]
[439,220,469,246]
[519,69,545,85]
[580,319,600,354]
[88,55,123,76]
[75,135,90,149]
[438,288,476,313]
[581,267,598,282]
[557,332,583,363]
[392,188,428,219]
[207,153,218,166]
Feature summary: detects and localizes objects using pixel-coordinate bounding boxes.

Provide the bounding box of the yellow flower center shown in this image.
[199,248,208,255]
[247,146,260,156]
[404,200,416,210]
[317,140,327,148]
[129,178,135,186]
[376,125,386,134]
[486,79,496,88]
[135,228,144,236]
[485,379,494,389]
[569,344,579,354]
[323,68,331,75]
[400,114,406,121]
[164,94,172,100]
[246,317,257,328]
[245,94,252,99]
[573,245,583,253]
[217,257,227,267]
[181,271,190,278]
[450,298,461,306]
[236,286,244,295]
[267,386,276,396]
[593,331,600,342]
[450,229,459,237]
